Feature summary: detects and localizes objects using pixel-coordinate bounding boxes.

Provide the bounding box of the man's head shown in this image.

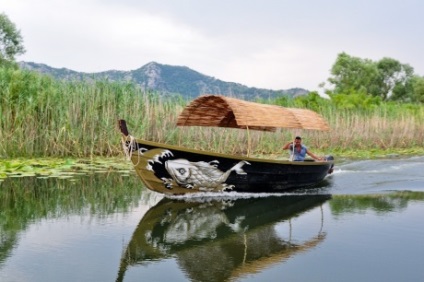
[294,136,302,145]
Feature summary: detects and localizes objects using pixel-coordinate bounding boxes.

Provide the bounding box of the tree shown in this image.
[377,57,414,101]
[412,76,424,103]
[0,13,25,66]
[328,52,380,96]
[327,52,415,101]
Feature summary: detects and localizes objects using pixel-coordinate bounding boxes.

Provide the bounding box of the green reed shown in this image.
[0,67,182,157]
[1,66,423,158]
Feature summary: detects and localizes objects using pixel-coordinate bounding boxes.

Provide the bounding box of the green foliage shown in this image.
[377,58,414,100]
[0,157,131,179]
[0,65,184,157]
[328,52,417,102]
[411,76,424,103]
[273,91,333,112]
[1,65,424,158]
[0,13,25,66]
[329,52,380,96]
[329,91,382,111]
[292,91,332,111]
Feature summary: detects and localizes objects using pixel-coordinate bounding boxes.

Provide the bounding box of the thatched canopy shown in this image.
[176,95,330,132]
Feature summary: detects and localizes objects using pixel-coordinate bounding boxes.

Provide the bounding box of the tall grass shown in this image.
[0,66,423,158]
[0,67,179,157]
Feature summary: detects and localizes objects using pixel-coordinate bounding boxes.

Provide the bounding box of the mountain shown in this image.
[19,61,309,100]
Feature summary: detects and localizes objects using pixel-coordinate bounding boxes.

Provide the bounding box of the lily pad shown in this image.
[0,157,133,180]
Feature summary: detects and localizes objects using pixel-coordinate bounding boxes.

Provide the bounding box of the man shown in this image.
[283,136,322,161]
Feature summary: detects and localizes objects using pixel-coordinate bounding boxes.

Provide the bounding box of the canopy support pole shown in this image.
[246,125,251,157]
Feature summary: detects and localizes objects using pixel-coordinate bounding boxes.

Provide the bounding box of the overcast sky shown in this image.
[3,0,424,91]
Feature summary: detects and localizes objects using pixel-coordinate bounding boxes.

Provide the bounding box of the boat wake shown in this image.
[327,156,424,194]
[166,190,330,202]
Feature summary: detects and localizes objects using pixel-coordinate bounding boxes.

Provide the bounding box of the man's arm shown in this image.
[282,142,293,150]
[307,150,322,161]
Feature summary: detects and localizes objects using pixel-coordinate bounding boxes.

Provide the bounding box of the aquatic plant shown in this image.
[0,66,423,158]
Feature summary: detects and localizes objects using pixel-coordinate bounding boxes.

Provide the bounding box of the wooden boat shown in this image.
[115,194,331,282]
[119,95,334,195]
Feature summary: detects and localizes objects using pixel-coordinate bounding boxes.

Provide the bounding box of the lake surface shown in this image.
[1,156,424,282]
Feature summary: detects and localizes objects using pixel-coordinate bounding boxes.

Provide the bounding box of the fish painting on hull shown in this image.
[164,159,250,191]
[137,148,250,192]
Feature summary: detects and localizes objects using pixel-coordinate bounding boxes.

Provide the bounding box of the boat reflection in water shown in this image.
[116,194,331,281]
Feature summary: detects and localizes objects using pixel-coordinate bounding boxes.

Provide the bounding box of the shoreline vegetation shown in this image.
[1,67,424,164]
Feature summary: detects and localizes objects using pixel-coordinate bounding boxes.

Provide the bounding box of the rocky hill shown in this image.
[19,61,308,100]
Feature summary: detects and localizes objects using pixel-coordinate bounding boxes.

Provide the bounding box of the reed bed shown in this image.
[1,67,423,158]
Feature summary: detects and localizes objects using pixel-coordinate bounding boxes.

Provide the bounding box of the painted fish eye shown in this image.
[178,168,186,174]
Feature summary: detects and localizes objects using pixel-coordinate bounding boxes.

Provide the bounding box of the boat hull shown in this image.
[123,137,333,195]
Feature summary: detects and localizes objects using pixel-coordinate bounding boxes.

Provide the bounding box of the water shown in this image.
[1,156,424,282]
